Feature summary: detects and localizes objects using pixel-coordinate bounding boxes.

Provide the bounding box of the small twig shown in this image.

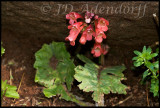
[146,82,150,107]
[36,97,46,100]
[10,69,13,85]
[112,94,133,106]
[17,72,25,93]
[74,43,82,57]
[13,72,25,102]
[52,97,58,106]
[36,97,51,106]
[153,13,159,27]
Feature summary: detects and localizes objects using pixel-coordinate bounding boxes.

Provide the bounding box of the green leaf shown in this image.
[134,50,141,56]
[150,78,159,97]
[1,80,7,90]
[146,47,152,54]
[142,70,150,79]
[34,42,75,88]
[132,46,159,98]
[43,84,87,106]
[74,55,127,103]
[5,85,20,99]
[141,70,150,84]
[142,46,146,53]
[1,80,19,99]
[34,42,76,102]
[43,84,72,101]
[56,59,75,90]
[145,61,154,73]
[133,61,142,67]
[153,61,159,69]
[132,57,138,61]
[150,53,158,58]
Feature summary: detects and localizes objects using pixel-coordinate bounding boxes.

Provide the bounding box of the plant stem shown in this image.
[96,54,105,106]
[74,43,82,57]
[14,72,25,102]
[97,93,104,106]
[146,82,150,107]
[101,54,105,66]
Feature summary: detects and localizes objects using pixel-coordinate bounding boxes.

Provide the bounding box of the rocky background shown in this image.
[1,1,159,47]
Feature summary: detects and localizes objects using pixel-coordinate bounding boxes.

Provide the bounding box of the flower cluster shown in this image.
[65,11,109,57]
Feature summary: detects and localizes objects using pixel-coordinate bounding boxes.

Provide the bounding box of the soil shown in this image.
[1,28,159,107]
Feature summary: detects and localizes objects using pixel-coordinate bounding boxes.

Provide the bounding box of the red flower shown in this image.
[79,25,95,44]
[65,22,84,46]
[94,29,107,43]
[66,12,83,25]
[79,35,86,45]
[91,43,109,57]
[97,18,109,32]
[94,15,99,20]
[85,25,95,41]
[101,44,109,55]
[91,43,103,57]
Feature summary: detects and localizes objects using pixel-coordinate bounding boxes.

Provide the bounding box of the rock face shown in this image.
[1,1,159,47]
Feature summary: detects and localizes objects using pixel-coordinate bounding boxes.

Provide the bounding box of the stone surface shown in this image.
[1,1,159,47]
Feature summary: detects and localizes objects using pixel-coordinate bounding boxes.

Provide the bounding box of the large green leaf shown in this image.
[34,41,75,89]
[1,80,19,99]
[34,42,76,102]
[74,55,127,103]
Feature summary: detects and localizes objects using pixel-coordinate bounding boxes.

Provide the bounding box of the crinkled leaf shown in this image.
[56,59,75,90]
[34,42,75,89]
[1,80,19,99]
[74,55,127,102]
[43,84,72,101]
[34,42,76,103]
